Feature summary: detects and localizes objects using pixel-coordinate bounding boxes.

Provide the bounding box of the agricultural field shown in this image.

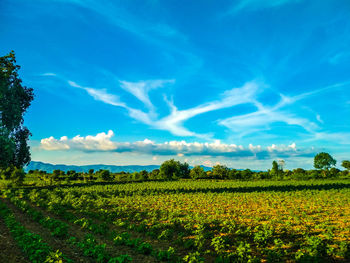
[1,179,350,262]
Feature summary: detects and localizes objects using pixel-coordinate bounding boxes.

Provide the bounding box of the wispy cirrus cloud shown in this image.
[43,73,349,142]
[219,81,350,138]
[67,78,261,138]
[119,79,174,112]
[41,72,57,76]
[66,78,163,125]
[68,80,126,107]
[40,130,313,159]
[153,81,260,137]
[219,98,318,135]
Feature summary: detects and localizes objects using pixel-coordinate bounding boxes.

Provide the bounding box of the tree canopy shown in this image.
[159,159,190,179]
[342,160,350,171]
[0,51,34,169]
[212,164,229,179]
[190,165,206,179]
[314,152,336,170]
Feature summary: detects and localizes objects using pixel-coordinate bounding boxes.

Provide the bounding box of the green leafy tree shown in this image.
[159,159,189,180]
[67,170,78,180]
[88,169,94,180]
[0,165,13,180]
[270,160,279,177]
[228,169,241,179]
[292,168,306,179]
[329,167,340,177]
[97,169,112,181]
[159,159,180,180]
[270,160,283,178]
[241,169,253,179]
[212,164,229,179]
[149,169,159,180]
[314,152,336,177]
[342,160,350,171]
[0,165,25,185]
[0,51,34,169]
[179,162,190,178]
[52,169,61,181]
[190,165,206,179]
[314,152,336,170]
[131,171,141,181]
[139,170,149,180]
[10,167,25,185]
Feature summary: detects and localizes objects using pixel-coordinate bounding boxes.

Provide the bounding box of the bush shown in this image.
[212,165,229,179]
[159,159,189,180]
[0,166,13,180]
[97,169,112,181]
[0,166,25,185]
[190,166,206,179]
[10,167,25,185]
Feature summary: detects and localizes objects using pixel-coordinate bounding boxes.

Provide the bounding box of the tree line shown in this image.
[16,153,348,186]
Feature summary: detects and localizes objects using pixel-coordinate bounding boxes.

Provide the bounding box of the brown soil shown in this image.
[0,218,29,263]
[3,198,158,262]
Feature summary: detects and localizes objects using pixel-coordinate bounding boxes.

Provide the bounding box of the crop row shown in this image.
[0,199,71,262]
[8,192,182,262]
[8,189,195,261]
[6,195,137,263]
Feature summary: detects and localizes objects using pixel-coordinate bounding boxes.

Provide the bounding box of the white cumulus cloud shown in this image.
[40,131,314,159]
[41,130,116,151]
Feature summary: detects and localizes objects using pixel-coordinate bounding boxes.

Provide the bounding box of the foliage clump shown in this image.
[0,51,34,169]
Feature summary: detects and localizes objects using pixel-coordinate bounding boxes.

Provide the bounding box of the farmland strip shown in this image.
[6,195,159,262]
[0,199,71,262]
[0,217,29,263]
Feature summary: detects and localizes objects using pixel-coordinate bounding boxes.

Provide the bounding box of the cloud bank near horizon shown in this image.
[40,130,315,160]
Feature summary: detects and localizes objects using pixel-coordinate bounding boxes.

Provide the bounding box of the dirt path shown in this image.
[0,218,29,263]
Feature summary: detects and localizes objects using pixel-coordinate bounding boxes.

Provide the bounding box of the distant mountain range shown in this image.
[26,161,213,173]
[25,161,160,173]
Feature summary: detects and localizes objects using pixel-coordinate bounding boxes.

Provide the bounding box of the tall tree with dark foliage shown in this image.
[0,51,34,169]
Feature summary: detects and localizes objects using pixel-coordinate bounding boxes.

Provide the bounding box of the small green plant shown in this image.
[77,234,109,263]
[0,201,71,263]
[137,241,153,255]
[211,236,227,254]
[45,250,72,263]
[295,236,328,262]
[253,225,274,246]
[108,254,132,263]
[183,251,204,263]
[156,246,176,261]
[113,232,130,245]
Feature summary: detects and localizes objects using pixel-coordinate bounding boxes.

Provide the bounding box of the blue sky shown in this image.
[1,0,350,170]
